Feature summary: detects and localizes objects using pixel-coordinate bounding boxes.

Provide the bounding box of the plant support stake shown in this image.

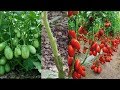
[42,11,65,78]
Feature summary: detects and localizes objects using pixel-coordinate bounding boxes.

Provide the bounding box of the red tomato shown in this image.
[105,56,111,62]
[72,71,81,79]
[77,67,83,74]
[70,38,80,50]
[94,67,98,73]
[96,45,101,53]
[68,30,77,39]
[81,71,86,77]
[92,42,98,50]
[99,43,105,49]
[91,64,96,70]
[102,47,108,53]
[67,56,73,66]
[105,22,111,27]
[90,51,93,55]
[93,51,97,56]
[68,45,75,57]
[75,59,81,71]
[97,66,102,73]
[78,26,84,34]
[81,66,85,71]
[101,40,106,44]
[68,11,73,17]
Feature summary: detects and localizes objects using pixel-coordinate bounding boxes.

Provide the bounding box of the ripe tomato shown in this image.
[101,40,106,44]
[78,26,84,34]
[96,45,101,53]
[70,38,80,50]
[68,45,75,57]
[99,43,104,49]
[68,30,76,39]
[68,11,73,17]
[105,22,111,27]
[105,57,111,62]
[75,59,81,71]
[81,66,85,71]
[102,47,108,53]
[91,64,96,70]
[93,51,97,56]
[97,66,102,73]
[81,71,86,77]
[94,67,98,73]
[72,71,81,79]
[89,51,93,55]
[77,67,83,74]
[92,42,97,49]
[67,56,73,66]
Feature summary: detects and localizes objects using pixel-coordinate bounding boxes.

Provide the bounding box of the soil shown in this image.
[0,69,41,79]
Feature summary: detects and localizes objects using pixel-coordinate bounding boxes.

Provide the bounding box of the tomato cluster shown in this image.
[90,21,120,74]
[72,60,85,79]
[68,11,120,78]
[68,29,86,79]
[91,61,102,74]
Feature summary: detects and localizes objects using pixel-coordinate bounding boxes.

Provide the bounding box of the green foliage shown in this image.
[68,11,120,37]
[0,11,41,75]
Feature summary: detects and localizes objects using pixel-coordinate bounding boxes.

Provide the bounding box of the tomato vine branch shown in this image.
[42,11,65,78]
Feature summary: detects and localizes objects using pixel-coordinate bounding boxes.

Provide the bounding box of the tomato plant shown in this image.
[0,11,41,76]
[68,11,120,79]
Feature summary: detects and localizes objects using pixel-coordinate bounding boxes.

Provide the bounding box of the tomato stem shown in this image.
[81,47,89,65]
[42,11,65,78]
